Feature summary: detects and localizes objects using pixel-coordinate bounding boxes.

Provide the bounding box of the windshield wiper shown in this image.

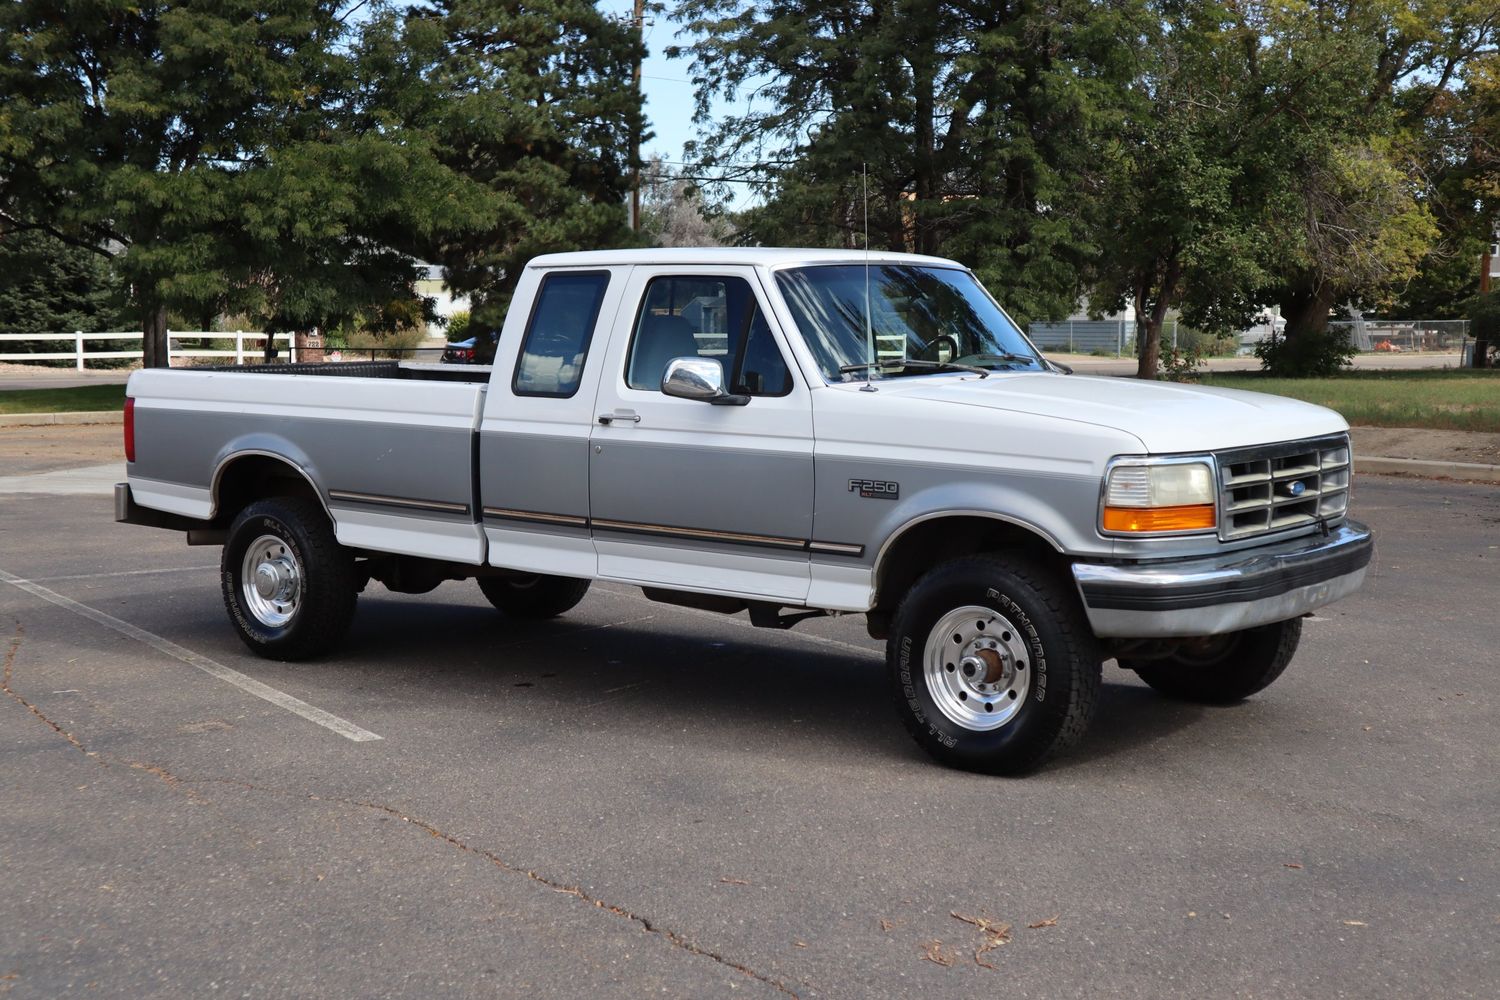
[838,358,990,379]
[951,351,1038,368]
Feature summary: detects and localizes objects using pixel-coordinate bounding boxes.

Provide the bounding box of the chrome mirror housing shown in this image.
[661,357,749,405]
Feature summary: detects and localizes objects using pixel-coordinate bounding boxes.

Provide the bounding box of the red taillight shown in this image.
[123,397,135,463]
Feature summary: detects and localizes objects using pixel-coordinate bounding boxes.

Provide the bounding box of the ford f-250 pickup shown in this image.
[117,248,1374,773]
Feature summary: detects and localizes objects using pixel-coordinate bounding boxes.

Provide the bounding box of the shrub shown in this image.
[1161,345,1205,382]
[1254,328,1355,377]
[445,310,471,342]
[344,325,426,360]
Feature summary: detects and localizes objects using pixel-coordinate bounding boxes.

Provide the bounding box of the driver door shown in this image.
[588,266,815,601]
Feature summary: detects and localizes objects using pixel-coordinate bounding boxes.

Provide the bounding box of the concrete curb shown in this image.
[0,411,123,428]
[1357,456,1500,483]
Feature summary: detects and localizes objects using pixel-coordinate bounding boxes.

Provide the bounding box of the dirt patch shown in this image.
[0,424,123,476]
[1349,426,1500,467]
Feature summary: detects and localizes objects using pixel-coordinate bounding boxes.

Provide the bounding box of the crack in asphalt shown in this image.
[192,778,803,999]
[1,619,802,998]
[3,622,102,766]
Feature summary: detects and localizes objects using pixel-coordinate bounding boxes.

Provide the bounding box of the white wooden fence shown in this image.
[0,331,295,370]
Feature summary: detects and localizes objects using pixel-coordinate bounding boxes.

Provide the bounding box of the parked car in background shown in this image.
[442,329,497,365]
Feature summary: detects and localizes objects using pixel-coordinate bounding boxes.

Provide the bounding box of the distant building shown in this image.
[414,264,471,335]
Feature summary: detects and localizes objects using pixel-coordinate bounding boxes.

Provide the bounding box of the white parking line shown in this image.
[28,565,218,584]
[0,567,382,743]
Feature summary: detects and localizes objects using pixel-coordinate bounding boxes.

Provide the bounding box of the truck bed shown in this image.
[126,363,489,564]
[201,360,492,383]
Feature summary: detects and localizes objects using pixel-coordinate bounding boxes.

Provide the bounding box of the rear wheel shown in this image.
[221,497,357,660]
[888,555,1101,775]
[1121,618,1301,704]
[478,574,590,620]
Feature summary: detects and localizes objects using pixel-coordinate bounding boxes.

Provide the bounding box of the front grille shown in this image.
[1216,434,1350,541]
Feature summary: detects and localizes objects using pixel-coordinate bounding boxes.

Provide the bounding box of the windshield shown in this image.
[774,264,1042,381]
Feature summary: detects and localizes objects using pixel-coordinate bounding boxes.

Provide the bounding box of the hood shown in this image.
[844,372,1348,453]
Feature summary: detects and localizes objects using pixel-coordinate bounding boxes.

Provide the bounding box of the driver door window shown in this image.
[625,275,792,396]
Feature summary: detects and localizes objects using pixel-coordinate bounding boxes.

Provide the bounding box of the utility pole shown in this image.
[629,0,643,232]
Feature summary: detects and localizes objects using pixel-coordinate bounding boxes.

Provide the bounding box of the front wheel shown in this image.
[1122,618,1301,704]
[221,497,357,660]
[888,555,1101,775]
[478,573,590,620]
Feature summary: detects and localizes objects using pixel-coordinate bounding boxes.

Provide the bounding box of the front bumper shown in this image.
[1072,520,1373,638]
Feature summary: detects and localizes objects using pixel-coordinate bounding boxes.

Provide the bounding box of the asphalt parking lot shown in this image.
[1,473,1496,999]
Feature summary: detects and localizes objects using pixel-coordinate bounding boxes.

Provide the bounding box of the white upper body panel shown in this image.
[832,372,1349,455]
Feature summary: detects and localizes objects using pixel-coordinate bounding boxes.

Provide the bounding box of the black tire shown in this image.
[478,574,590,620]
[1123,618,1301,704]
[888,555,1101,775]
[221,497,357,660]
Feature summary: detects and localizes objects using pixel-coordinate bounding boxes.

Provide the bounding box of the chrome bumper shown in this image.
[1072,521,1374,639]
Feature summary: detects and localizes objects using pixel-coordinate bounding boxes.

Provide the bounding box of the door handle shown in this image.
[597,411,642,425]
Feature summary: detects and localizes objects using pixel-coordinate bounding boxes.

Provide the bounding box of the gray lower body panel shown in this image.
[1072,521,1374,638]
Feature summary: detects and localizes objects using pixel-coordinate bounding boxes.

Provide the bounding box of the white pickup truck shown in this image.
[117,248,1373,773]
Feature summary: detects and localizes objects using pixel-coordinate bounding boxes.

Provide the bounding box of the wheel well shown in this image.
[872,515,1064,627]
[213,455,324,526]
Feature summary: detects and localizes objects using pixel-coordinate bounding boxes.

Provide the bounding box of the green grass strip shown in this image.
[1201,370,1500,433]
[0,384,128,415]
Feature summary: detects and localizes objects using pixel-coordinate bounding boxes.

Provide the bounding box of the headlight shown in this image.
[1101,459,1216,534]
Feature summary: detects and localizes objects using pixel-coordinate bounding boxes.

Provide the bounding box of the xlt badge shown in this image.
[850,479,899,500]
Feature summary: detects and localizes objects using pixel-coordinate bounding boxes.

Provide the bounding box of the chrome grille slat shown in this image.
[1216,434,1351,541]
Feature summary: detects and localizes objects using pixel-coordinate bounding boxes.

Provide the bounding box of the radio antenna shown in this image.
[862,162,874,373]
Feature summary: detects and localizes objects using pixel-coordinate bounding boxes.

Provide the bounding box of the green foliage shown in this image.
[395,0,646,328]
[671,0,1150,327]
[0,230,129,334]
[445,311,472,342]
[0,0,494,365]
[1160,345,1206,382]
[1253,329,1357,378]
[1175,326,1239,357]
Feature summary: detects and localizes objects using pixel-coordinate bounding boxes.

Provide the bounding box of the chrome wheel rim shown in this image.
[241,534,302,628]
[924,605,1031,731]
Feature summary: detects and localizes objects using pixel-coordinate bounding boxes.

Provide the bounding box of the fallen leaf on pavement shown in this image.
[920,940,956,967]
[1028,915,1060,929]
[718,877,750,885]
[1283,863,1304,870]
[1343,920,1368,927]
[953,911,1012,969]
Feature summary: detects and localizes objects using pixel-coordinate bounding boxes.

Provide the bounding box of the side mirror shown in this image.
[662,357,750,406]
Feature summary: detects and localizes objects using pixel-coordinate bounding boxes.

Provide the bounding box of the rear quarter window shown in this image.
[512,271,611,398]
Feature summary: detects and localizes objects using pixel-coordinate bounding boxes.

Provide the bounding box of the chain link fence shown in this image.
[1027,318,1472,358]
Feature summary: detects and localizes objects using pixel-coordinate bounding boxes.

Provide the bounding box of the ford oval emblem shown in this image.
[1283,481,1307,497]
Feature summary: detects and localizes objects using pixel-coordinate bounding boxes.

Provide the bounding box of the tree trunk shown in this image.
[1280,283,1338,341]
[142,303,169,368]
[1136,318,1162,379]
[1134,261,1179,379]
[912,49,937,257]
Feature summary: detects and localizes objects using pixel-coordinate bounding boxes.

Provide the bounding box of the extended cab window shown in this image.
[512,271,611,398]
[625,275,793,396]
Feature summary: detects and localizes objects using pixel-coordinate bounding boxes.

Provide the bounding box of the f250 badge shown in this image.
[850,478,900,500]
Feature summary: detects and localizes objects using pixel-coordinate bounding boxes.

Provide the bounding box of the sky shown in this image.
[597,1,759,210]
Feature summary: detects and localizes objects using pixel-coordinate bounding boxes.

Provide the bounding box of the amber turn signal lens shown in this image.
[1102,503,1216,533]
